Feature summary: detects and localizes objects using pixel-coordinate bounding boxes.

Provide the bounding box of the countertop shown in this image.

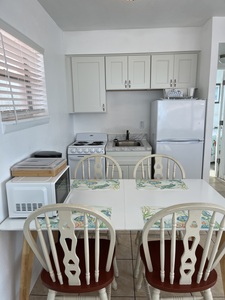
[106,133,152,152]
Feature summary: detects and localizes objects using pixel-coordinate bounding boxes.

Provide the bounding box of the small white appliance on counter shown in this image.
[6,166,70,218]
[67,133,108,179]
[150,99,206,179]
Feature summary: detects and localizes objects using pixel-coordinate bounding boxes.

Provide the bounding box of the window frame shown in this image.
[0,19,49,134]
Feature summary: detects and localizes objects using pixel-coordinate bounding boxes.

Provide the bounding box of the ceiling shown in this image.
[38,0,225,32]
[37,0,225,68]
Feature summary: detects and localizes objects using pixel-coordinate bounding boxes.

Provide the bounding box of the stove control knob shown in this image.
[84,148,89,154]
[71,148,76,154]
[97,148,102,153]
[78,149,83,154]
[91,148,95,153]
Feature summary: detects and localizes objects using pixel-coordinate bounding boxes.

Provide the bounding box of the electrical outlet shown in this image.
[140,121,144,129]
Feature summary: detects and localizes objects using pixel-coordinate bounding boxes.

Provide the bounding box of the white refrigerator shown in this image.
[150,99,206,179]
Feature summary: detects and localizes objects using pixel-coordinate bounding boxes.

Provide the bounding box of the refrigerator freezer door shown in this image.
[156,140,204,179]
[152,100,206,140]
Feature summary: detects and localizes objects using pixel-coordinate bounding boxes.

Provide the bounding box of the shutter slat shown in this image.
[0,28,48,125]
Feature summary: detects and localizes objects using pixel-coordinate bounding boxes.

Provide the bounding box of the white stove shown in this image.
[67,133,108,179]
[68,133,107,155]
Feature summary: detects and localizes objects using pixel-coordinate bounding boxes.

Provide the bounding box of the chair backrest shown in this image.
[141,202,225,286]
[23,204,116,286]
[74,154,122,179]
[133,154,185,179]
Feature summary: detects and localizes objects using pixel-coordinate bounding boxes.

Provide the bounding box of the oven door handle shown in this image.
[68,155,85,160]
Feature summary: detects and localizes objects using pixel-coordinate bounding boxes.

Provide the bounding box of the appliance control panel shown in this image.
[68,147,105,155]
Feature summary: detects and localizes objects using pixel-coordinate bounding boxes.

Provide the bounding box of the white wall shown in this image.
[0,1,73,299]
[64,27,201,54]
[73,90,163,137]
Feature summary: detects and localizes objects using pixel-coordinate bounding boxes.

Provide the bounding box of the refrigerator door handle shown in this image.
[158,139,202,143]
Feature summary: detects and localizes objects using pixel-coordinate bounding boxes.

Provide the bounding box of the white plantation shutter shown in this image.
[0,28,48,132]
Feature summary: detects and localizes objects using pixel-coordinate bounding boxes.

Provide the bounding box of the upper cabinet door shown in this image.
[151,53,198,89]
[71,57,106,113]
[128,56,150,89]
[150,55,174,89]
[174,54,198,88]
[105,56,127,90]
[106,55,150,90]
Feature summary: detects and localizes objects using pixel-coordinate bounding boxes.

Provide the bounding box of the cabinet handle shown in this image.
[174,79,176,87]
[124,80,127,88]
[102,104,105,112]
[170,79,173,87]
[128,80,131,88]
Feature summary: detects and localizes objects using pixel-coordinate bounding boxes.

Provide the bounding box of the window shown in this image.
[0,28,49,133]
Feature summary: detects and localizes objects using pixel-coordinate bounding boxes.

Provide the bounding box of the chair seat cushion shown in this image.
[41,238,115,293]
[140,240,217,293]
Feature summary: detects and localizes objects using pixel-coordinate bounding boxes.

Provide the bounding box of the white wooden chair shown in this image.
[137,202,225,300]
[74,154,122,179]
[23,203,116,300]
[133,154,186,180]
[74,154,122,276]
[133,154,186,277]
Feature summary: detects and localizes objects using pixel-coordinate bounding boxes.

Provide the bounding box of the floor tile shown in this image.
[30,276,47,296]
[116,231,132,260]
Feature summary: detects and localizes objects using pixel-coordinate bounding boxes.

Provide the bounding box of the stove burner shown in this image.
[89,141,104,146]
[72,141,104,146]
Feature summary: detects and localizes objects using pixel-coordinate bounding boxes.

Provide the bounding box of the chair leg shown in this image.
[202,288,213,300]
[135,230,141,244]
[47,289,56,300]
[113,257,119,277]
[112,277,117,290]
[134,252,141,278]
[106,283,112,300]
[135,262,144,290]
[143,277,152,300]
[151,287,160,300]
[99,287,108,300]
[134,232,142,278]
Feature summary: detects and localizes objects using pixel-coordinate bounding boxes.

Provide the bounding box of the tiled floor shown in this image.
[30,174,225,299]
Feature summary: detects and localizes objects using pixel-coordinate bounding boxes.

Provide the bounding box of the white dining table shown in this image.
[66,178,225,230]
[1,178,225,299]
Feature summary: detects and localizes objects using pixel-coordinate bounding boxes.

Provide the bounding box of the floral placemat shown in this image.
[39,206,112,229]
[136,179,188,190]
[71,179,120,190]
[141,206,219,229]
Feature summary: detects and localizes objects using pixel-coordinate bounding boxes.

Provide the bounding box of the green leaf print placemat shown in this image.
[136,179,188,190]
[141,206,219,229]
[71,179,120,190]
[39,206,112,229]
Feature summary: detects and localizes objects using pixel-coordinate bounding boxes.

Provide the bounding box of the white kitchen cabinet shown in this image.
[71,56,106,113]
[106,55,150,90]
[151,53,198,89]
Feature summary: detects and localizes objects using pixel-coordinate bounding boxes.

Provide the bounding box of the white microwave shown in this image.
[6,166,70,218]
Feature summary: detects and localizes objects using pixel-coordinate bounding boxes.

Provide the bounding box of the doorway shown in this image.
[210,44,225,179]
